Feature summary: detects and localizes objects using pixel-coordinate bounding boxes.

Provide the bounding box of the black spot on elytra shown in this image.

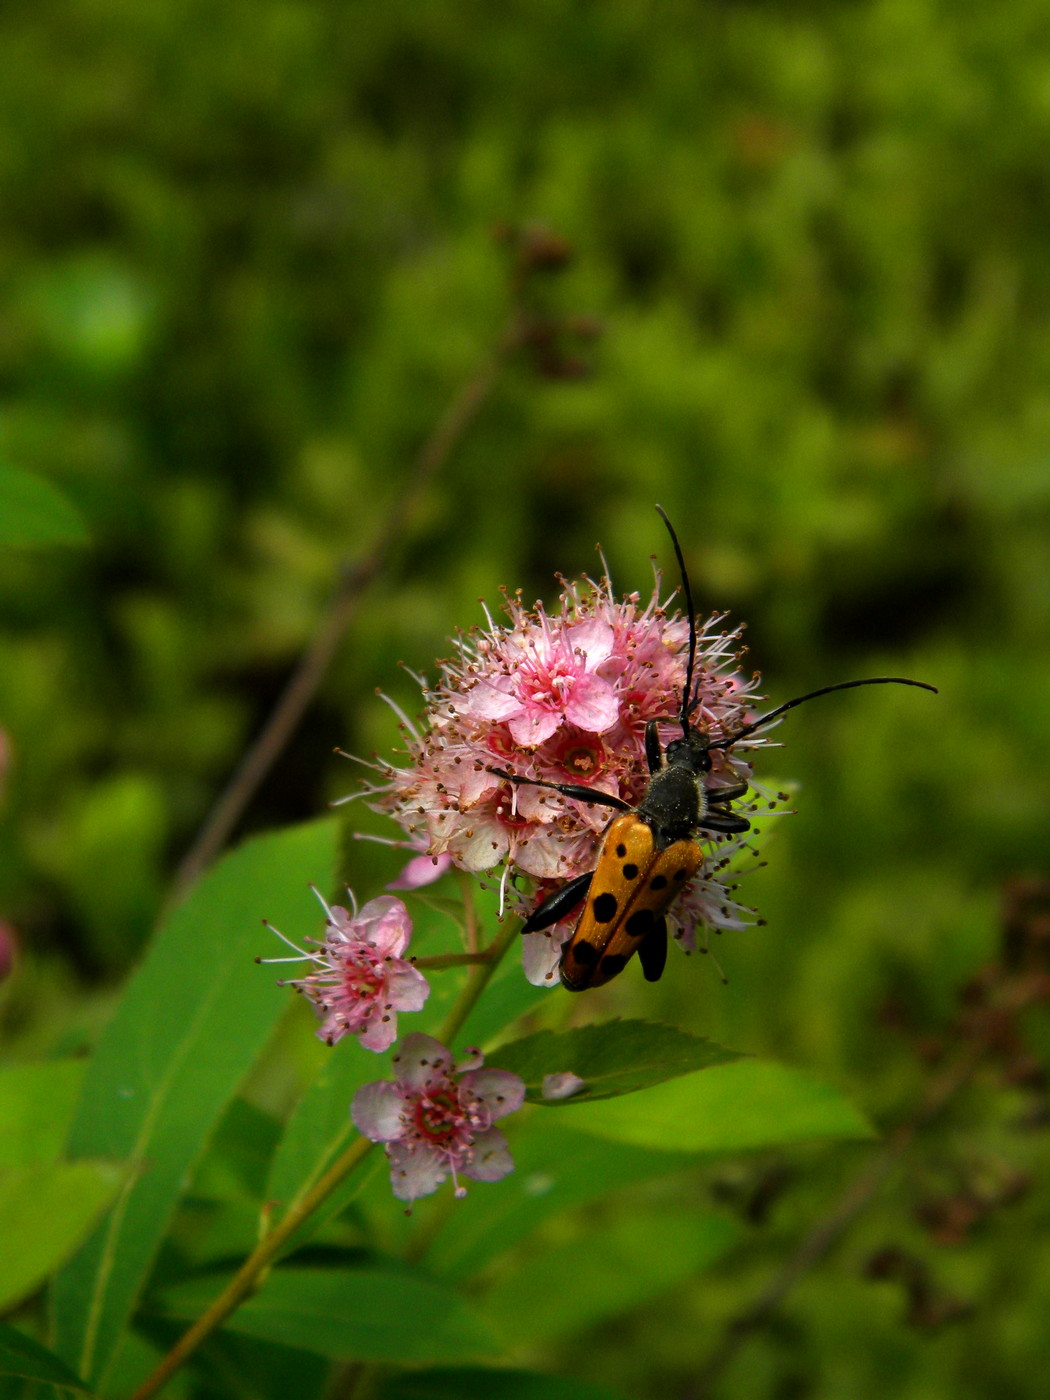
[622,862,639,880]
[599,953,629,978]
[649,874,668,891]
[615,842,627,857]
[626,908,656,937]
[592,892,619,923]
[570,940,599,967]
[673,867,689,882]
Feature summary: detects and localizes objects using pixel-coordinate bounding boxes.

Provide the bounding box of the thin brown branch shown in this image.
[169,331,515,905]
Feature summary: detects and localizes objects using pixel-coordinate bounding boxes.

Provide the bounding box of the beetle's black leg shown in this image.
[521,870,594,933]
[705,781,749,804]
[488,767,631,812]
[699,810,752,835]
[638,917,668,982]
[644,719,663,775]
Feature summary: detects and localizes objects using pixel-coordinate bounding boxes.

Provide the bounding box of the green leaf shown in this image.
[51,818,341,1390]
[0,462,89,547]
[0,1323,93,1394]
[482,1208,737,1344]
[380,1368,630,1400]
[562,1060,876,1153]
[488,1019,740,1103]
[0,1162,125,1311]
[155,1266,499,1365]
[0,1060,85,1170]
[424,1123,695,1282]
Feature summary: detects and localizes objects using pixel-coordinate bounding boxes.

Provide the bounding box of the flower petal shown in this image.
[351,1081,406,1141]
[385,963,430,1012]
[462,1127,515,1183]
[508,708,561,747]
[355,895,413,957]
[387,852,452,891]
[391,1033,456,1091]
[521,928,566,987]
[564,673,619,733]
[386,1141,449,1201]
[463,1068,526,1120]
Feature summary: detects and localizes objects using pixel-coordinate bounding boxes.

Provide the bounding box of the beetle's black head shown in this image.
[662,725,713,776]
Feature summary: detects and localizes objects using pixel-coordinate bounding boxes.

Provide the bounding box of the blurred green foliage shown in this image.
[2,1,1050,1397]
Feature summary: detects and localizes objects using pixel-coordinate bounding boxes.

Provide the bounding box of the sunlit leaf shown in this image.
[489,1019,739,1103]
[0,1060,85,1170]
[0,1162,125,1312]
[562,1060,876,1153]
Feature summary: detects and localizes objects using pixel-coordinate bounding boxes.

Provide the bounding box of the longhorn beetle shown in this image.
[490,507,936,991]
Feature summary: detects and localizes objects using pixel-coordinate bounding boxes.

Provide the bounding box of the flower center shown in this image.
[520,656,578,711]
[414,1089,465,1142]
[342,951,384,1001]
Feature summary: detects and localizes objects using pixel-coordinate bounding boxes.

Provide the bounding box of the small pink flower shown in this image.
[264,892,429,1051]
[352,1033,526,1201]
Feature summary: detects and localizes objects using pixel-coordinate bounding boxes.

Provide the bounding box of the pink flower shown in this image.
[352,1033,526,1201]
[264,892,429,1051]
[364,570,775,985]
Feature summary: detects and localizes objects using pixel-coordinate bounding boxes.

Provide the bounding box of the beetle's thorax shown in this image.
[636,727,713,850]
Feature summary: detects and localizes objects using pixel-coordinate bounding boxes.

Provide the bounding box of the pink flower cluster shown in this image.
[265,893,429,1051]
[366,574,770,984]
[352,1034,526,1201]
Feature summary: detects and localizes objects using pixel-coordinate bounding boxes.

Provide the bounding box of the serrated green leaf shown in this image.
[155,1266,499,1364]
[562,1059,876,1153]
[380,1368,630,1400]
[51,819,341,1390]
[482,1208,737,1344]
[489,1019,740,1103]
[0,1061,85,1170]
[425,1122,695,1282]
[0,462,89,547]
[0,1323,93,1394]
[0,1162,126,1312]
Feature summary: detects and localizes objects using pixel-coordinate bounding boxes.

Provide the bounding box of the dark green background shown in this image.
[2,2,1049,1397]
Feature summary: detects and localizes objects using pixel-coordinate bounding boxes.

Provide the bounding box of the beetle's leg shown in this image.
[644,719,663,775]
[488,767,631,812]
[637,916,668,982]
[521,870,594,933]
[705,780,749,804]
[699,810,752,835]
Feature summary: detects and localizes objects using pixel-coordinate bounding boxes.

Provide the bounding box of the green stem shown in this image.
[127,915,523,1400]
[439,914,520,1046]
[413,951,491,969]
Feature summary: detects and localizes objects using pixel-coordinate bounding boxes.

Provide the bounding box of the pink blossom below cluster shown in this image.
[267,893,429,1051]
[366,572,773,984]
[352,1034,526,1201]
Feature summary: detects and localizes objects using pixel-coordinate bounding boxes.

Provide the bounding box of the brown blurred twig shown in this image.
[168,337,511,906]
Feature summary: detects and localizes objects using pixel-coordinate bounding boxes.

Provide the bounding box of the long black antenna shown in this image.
[708,676,938,750]
[655,504,695,737]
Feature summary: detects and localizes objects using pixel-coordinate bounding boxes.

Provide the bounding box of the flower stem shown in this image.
[127,915,523,1400]
[439,914,520,1046]
[412,947,494,969]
